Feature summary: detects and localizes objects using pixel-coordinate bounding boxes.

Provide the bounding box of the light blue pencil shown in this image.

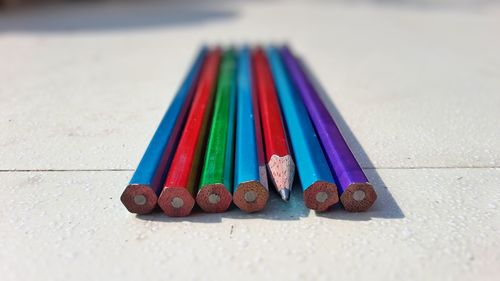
[120,47,207,214]
[266,46,339,211]
[233,47,269,212]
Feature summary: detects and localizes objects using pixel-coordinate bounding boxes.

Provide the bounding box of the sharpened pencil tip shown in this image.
[279,189,290,201]
[267,155,296,197]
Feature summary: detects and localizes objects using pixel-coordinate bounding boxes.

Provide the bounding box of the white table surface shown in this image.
[1,1,499,280]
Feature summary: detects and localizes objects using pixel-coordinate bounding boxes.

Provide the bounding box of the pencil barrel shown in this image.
[120,47,207,214]
[253,48,295,201]
[233,47,269,212]
[197,49,237,213]
[158,49,222,217]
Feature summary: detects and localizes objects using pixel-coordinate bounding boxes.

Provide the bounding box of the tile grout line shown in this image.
[0,169,135,172]
[363,166,500,170]
[0,166,498,173]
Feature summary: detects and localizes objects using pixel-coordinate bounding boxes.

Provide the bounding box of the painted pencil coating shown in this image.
[197,49,237,213]
[234,48,260,187]
[280,47,377,212]
[253,49,289,160]
[251,53,270,192]
[253,48,295,201]
[267,47,339,211]
[158,49,221,217]
[120,47,207,214]
[233,47,269,212]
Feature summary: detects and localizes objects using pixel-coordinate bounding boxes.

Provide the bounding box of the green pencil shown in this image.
[196,49,237,213]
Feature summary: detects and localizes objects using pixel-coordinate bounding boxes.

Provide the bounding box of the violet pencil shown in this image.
[280,46,377,212]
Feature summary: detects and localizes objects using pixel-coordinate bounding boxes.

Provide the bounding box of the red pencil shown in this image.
[252,48,295,201]
[158,49,222,217]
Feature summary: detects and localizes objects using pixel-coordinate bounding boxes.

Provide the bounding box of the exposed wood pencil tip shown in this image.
[267,154,295,194]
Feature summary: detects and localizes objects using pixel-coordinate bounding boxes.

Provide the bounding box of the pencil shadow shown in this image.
[297,57,405,220]
[316,170,404,221]
[223,183,310,221]
[0,0,237,33]
[136,185,311,223]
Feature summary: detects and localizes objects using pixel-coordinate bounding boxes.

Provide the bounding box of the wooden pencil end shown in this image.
[158,187,195,217]
[303,181,339,212]
[340,183,377,212]
[120,184,158,215]
[196,183,232,213]
[233,181,269,213]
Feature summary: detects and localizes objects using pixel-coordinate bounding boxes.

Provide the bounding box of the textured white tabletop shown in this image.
[1,1,499,280]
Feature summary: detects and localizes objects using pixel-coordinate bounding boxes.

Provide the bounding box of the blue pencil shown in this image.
[233,47,269,212]
[120,47,207,214]
[266,47,339,211]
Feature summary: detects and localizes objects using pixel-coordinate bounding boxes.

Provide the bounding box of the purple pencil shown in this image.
[280,47,377,212]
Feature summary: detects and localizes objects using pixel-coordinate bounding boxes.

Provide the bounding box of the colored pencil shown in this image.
[157,49,222,217]
[196,49,237,213]
[267,47,339,211]
[252,48,295,201]
[252,54,270,195]
[233,47,269,212]
[120,47,207,215]
[280,47,377,212]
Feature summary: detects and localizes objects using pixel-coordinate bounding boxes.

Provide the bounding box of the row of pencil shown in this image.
[121,46,377,217]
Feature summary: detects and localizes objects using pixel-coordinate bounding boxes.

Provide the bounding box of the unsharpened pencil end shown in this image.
[196,183,232,213]
[158,187,195,217]
[121,184,158,215]
[340,183,377,212]
[278,189,290,201]
[303,181,339,212]
[233,181,269,213]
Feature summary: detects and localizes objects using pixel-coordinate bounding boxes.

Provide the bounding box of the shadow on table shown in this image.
[297,57,404,221]
[137,184,311,224]
[137,172,403,223]
[0,0,237,33]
